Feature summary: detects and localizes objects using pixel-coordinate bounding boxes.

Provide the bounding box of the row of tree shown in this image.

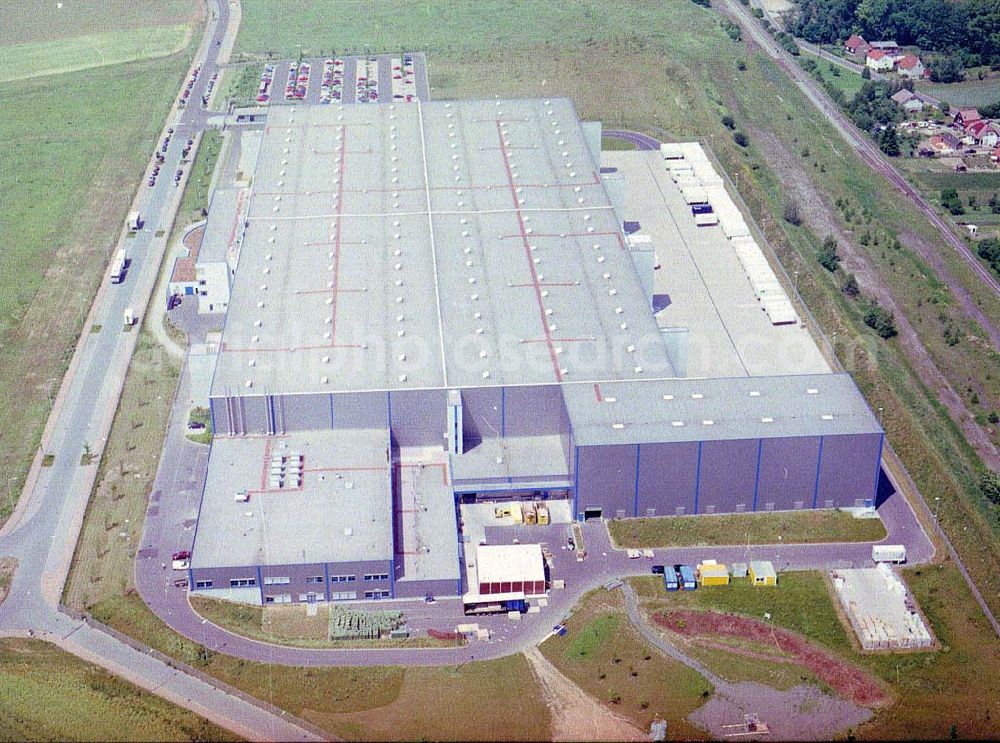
[789,0,1000,69]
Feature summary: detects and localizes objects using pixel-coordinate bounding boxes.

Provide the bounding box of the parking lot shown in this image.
[246,51,429,107]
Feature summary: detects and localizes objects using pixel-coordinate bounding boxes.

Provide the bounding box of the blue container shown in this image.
[679,565,697,591]
[664,570,680,592]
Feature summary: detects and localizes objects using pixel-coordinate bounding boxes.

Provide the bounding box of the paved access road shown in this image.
[719,0,1000,330]
[0,2,319,739]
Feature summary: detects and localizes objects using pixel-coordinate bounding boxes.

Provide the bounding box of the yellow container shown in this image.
[537,505,550,525]
[698,564,730,586]
[510,502,523,524]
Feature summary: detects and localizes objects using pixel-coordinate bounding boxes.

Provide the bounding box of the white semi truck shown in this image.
[110,249,129,284]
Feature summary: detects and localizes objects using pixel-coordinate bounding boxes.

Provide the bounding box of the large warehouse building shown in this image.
[188,97,883,605]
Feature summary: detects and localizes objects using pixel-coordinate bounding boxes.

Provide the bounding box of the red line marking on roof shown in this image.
[500,231,622,240]
[593,383,603,402]
[305,466,389,473]
[340,181,599,194]
[509,282,578,288]
[258,190,340,197]
[495,119,562,384]
[294,288,365,295]
[519,337,593,344]
[329,126,348,349]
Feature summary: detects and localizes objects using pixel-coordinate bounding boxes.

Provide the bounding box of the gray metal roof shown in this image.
[563,373,882,446]
[191,428,393,569]
[198,187,245,264]
[210,98,674,398]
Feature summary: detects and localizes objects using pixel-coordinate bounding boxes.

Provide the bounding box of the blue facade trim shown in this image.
[268,395,277,434]
[871,433,884,506]
[500,386,506,437]
[329,393,335,429]
[693,441,703,514]
[256,565,264,604]
[812,436,825,509]
[573,447,581,520]
[633,445,641,517]
[752,439,763,512]
[323,563,331,602]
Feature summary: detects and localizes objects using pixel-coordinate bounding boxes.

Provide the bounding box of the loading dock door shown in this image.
[584,507,603,520]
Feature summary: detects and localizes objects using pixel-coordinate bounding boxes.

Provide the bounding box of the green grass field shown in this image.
[540,589,711,738]
[0,25,190,82]
[801,51,865,98]
[0,638,237,742]
[0,0,196,46]
[87,593,549,741]
[632,565,1000,739]
[609,510,887,548]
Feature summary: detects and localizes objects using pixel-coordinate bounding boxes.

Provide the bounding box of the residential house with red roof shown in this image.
[896,54,924,79]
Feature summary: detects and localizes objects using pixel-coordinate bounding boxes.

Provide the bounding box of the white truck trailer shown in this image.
[128,210,142,231]
[110,249,129,284]
[872,544,906,564]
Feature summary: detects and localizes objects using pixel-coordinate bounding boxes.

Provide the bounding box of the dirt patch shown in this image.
[0,557,18,604]
[523,647,647,742]
[654,610,888,706]
[182,223,205,253]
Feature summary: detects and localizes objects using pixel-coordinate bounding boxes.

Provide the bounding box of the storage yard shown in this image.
[177,96,885,608]
[832,566,934,650]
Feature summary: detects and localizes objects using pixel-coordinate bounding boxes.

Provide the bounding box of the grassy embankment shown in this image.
[631,565,1000,739]
[0,638,236,742]
[800,50,865,98]
[610,509,887,548]
[190,595,466,649]
[0,8,197,527]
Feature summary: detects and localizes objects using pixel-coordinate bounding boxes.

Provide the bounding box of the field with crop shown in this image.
[631,564,1000,739]
[916,76,1000,108]
[0,0,196,46]
[0,26,191,83]
[609,509,887,548]
[0,638,236,742]
[0,49,196,528]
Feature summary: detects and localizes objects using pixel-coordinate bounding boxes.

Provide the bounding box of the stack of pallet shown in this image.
[328,606,404,640]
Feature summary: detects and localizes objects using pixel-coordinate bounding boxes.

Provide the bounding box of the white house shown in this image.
[866,49,896,71]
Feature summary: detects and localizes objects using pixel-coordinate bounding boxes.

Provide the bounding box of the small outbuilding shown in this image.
[697,560,730,586]
[749,560,777,586]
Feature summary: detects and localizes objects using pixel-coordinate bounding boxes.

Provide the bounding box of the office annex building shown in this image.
[188,98,883,605]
